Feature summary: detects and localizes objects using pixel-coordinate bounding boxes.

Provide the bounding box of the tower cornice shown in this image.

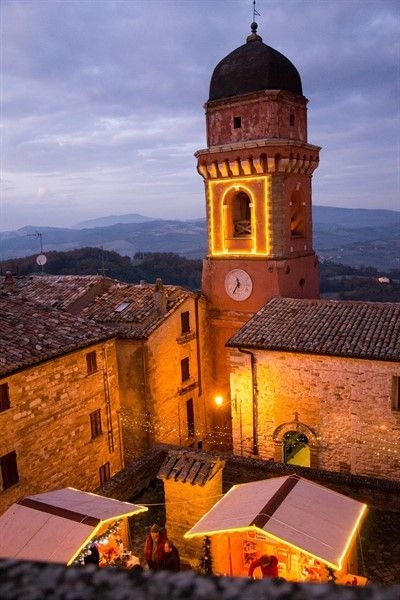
[196,139,320,179]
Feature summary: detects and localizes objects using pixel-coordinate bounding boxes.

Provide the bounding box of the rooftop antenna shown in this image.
[98,246,108,276]
[27,231,47,273]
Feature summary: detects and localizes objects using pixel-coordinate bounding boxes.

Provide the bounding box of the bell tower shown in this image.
[198,22,320,316]
[198,23,320,449]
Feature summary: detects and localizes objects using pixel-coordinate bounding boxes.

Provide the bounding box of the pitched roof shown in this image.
[0,487,147,564]
[4,274,194,339]
[184,474,367,570]
[79,282,193,338]
[0,294,115,376]
[158,449,225,486]
[7,275,115,312]
[227,297,400,361]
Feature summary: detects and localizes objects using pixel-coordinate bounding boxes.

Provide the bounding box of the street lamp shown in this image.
[214,395,224,408]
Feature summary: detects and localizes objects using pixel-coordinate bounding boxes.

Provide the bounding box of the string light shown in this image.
[73,521,122,566]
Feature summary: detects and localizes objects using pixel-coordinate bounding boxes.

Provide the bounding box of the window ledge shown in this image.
[176,330,196,344]
[178,381,198,396]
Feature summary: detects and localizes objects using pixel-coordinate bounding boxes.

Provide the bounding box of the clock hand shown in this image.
[233,278,240,293]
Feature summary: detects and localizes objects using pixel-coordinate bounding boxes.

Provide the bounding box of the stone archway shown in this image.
[273,418,319,468]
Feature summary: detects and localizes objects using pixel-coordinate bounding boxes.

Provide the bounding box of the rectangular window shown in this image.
[392,376,400,411]
[86,351,97,374]
[99,462,111,486]
[0,383,10,412]
[90,409,102,439]
[181,311,190,334]
[181,357,190,383]
[290,113,295,126]
[233,116,241,129]
[186,398,195,438]
[1,450,19,490]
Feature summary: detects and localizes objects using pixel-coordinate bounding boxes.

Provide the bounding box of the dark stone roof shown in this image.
[209,26,303,101]
[2,275,194,340]
[158,449,225,486]
[226,297,400,362]
[5,275,116,311]
[0,294,115,376]
[80,282,192,338]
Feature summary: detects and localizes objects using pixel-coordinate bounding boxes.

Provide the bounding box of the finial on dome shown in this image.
[247,21,262,43]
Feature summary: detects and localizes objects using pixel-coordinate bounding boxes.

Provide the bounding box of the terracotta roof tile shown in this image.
[7,275,116,311]
[158,450,225,486]
[2,275,194,339]
[79,282,191,338]
[0,294,115,376]
[227,297,400,361]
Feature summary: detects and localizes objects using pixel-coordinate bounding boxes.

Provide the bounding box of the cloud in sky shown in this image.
[1,0,399,231]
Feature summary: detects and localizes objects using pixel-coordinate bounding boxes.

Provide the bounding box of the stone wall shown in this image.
[116,296,208,461]
[163,468,224,566]
[1,560,398,600]
[0,339,123,515]
[229,349,400,481]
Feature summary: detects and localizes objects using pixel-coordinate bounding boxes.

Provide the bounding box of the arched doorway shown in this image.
[273,419,319,468]
[282,431,310,466]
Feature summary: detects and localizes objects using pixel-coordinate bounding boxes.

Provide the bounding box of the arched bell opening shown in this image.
[223,189,254,252]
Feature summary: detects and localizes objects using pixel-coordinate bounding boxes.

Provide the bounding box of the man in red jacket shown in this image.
[248,554,279,579]
[144,524,168,570]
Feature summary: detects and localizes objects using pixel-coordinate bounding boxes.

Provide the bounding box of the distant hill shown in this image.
[73,213,157,229]
[0,207,398,271]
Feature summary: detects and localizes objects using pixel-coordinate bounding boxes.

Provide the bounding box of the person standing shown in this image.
[144,524,167,570]
[84,543,100,566]
[163,539,181,572]
[248,554,279,579]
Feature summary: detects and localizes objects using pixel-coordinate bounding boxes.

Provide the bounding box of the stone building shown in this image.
[6,274,211,461]
[79,279,209,458]
[227,297,400,480]
[0,293,122,514]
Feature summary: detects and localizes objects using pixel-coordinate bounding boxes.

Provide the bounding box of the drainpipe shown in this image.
[194,293,202,396]
[102,343,114,454]
[141,341,151,450]
[239,348,258,456]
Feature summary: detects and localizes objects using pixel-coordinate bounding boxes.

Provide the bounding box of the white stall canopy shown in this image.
[185,474,367,570]
[0,487,148,565]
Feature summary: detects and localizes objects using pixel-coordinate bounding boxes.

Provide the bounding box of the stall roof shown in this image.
[184,475,367,570]
[0,487,148,565]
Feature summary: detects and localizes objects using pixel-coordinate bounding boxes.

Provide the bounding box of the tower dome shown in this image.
[209,23,303,101]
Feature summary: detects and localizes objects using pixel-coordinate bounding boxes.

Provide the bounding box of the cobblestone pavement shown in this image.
[128,480,400,585]
[358,508,400,585]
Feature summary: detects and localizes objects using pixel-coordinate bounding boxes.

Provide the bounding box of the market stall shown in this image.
[0,487,147,567]
[184,474,368,584]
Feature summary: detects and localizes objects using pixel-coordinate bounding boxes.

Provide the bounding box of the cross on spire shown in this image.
[253,0,260,21]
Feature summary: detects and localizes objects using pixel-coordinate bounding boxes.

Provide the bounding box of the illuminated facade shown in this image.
[198,24,320,445]
[0,294,123,515]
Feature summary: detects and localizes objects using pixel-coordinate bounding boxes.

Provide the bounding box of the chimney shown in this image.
[3,271,16,291]
[153,278,167,316]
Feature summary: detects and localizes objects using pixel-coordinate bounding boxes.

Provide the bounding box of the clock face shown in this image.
[225,269,253,301]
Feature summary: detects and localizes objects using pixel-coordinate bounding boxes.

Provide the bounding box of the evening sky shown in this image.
[1,0,399,231]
